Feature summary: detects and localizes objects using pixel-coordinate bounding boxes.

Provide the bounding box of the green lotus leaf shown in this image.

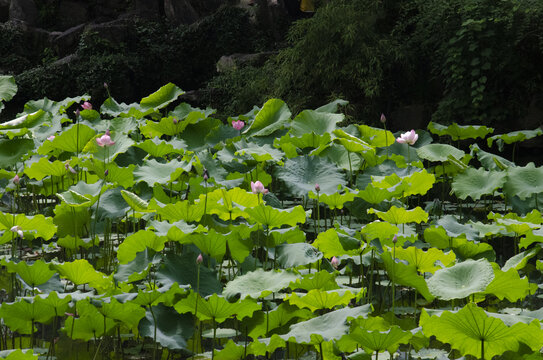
[495,218,540,236]
[140,115,199,138]
[133,137,185,158]
[381,251,434,302]
[427,259,494,300]
[245,204,306,229]
[24,157,67,180]
[313,228,362,258]
[117,230,167,264]
[234,139,284,163]
[0,111,51,139]
[57,235,93,252]
[286,289,355,312]
[114,248,160,284]
[468,220,507,238]
[394,247,456,274]
[275,243,323,268]
[308,191,355,210]
[212,340,245,360]
[503,162,543,200]
[52,259,111,290]
[520,228,543,249]
[57,189,93,207]
[174,292,260,323]
[181,229,228,261]
[121,189,153,213]
[488,128,543,148]
[243,99,290,137]
[290,109,343,136]
[63,299,116,341]
[280,305,371,345]
[22,95,87,115]
[416,144,465,162]
[0,75,17,102]
[155,252,221,296]
[150,219,205,242]
[503,247,539,272]
[470,144,515,171]
[139,82,184,110]
[346,325,413,355]
[0,212,56,240]
[420,303,536,360]
[83,132,134,162]
[358,125,395,148]
[452,237,495,261]
[0,298,55,334]
[100,97,154,119]
[436,215,479,241]
[317,143,364,171]
[400,169,436,197]
[268,226,306,247]
[38,124,95,154]
[428,122,493,140]
[275,132,331,152]
[451,167,506,201]
[368,206,428,224]
[275,155,347,196]
[98,297,146,331]
[133,289,166,307]
[246,334,286,357]
[289,270,339,291]
[205,188,259,221]
[52,202,91,238]
[1,259,55,288]
[246,302,312,339]
[484,263,534,302]
[0,138,35,167]
[176,117,223,151]
[223,269,299,299]
[150,199,205,223]
[360,220,402,246]
[333,129,375,154]
[1,350,38,360]
[133,158,192,186]
[356,183,400,204]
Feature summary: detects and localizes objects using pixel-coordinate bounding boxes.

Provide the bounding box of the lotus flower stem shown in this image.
[212,317,217,360]
[319,342,324,360]
[149,305,158,360]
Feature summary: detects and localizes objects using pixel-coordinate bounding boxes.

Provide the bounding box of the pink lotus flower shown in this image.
[96,133,115,147]
[196,253,203,265]
[10,225,23,239]
[81,101,92,110]
[12,174,20,185]
[65,161,76,174]
[396,130,418,145]
[331,256,339,269]
[47,135,55,141]
[232,120,245,131]
[251,181,268,194]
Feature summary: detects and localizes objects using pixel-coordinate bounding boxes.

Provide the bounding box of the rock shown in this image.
[131,0,161,20]
[9,0,38,25]
[164,0,199,25]
[52,24,86,57]
[216,52,276,72]
[390,104,430,132]
[84,18,133,45]
[56,1,88,31]
[0,0,10,22]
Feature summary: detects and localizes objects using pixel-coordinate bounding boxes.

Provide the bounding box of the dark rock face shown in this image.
[8,0,37,25]
[0,0,10,22]
[57,1,89,31]
[164,0,199,25]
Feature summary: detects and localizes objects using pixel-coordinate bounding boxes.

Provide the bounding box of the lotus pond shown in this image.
[1,76,543,360]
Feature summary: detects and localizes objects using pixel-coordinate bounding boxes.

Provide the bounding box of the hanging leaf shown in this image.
[174,292,260,323]
[1,259,55,288]
[487,129,543,148]
[416,144,465,162]
[368,206,428,224]
[245,204,306,229]
[0,75,17,102]
[243,99,291,137]
[503,162,543,200]
[290,109,343,136]
[275,243,323,268]
[394,247,456,275]
[451,167,506,201]
[286,289,356,312]
[484,263,535,302]
[428,122,493,140]
[117,230,167,264]
[381,251,434,302]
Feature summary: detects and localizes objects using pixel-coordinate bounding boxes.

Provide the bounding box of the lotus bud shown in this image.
[392,235,398,244]
[12,174,20,185]
[74,109,80,117]
[203,168,209,181]
[173,118,178,125]
[47,135,55,141]
[196,253,203,265]
[104,82,108,89]
[380,113,386,124]
[104,169,109,177]
[315,183,320,192]
[10,225,23,239]
[331,256,339,269]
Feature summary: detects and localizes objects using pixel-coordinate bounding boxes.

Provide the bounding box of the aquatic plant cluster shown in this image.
[1,77,543,359]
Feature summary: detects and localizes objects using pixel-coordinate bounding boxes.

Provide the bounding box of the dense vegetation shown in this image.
[1,78,543,359]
